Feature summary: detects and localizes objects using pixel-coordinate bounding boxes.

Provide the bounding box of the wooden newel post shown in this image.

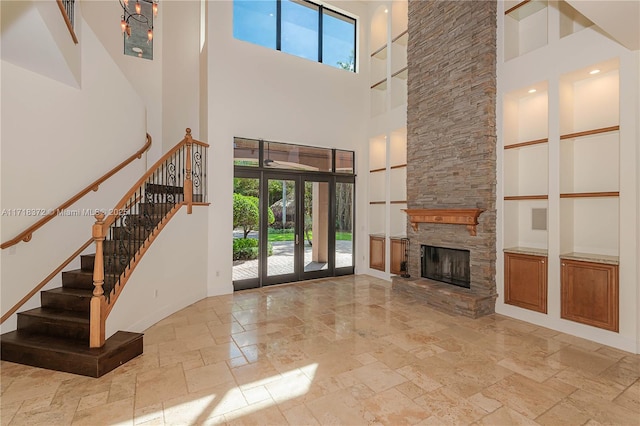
[90,212,106,348]
[184,128,193,214]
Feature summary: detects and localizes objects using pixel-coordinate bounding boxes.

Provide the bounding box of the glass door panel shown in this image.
[335,181,354,271]
[232,176,261,288]
[303,180,330,274]
[265,177,298,281]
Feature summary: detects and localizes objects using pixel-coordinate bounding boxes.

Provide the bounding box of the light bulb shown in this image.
[124,0,129,6]
[126,25,131,37]
[148,28,153,42]
[121,18,127,33]
[153,2,158,16]
[135,0,141,14]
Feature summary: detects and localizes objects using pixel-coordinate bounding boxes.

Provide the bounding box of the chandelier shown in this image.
[119,0,158,42]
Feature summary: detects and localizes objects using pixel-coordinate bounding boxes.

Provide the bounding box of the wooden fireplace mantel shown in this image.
[403,208,485,236]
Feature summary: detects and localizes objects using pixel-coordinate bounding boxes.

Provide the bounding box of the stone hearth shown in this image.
[393,277,497,319]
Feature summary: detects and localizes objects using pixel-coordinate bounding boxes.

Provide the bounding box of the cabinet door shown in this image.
[390,238,404,275]
[504,253,547,313]
[561,259,619,332]
[369,235,385,271]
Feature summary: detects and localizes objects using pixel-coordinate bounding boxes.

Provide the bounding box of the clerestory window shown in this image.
[233,0,357,72]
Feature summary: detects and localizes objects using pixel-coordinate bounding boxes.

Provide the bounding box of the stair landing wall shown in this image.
[0,12,146,333]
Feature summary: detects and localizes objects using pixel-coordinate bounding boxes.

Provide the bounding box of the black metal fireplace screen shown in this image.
[421,245,470,288]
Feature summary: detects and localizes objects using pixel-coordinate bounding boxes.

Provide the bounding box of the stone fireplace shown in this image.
[391,0,497,318]
[421,245,470,289]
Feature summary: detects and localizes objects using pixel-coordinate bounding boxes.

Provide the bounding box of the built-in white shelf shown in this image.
[558,1,594,39]
[558,60,620,257]
[504,0,548,60]
[503,82,549,254]
[368,2,408,275]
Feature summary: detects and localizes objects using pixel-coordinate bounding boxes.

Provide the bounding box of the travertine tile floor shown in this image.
[1,275,639,425]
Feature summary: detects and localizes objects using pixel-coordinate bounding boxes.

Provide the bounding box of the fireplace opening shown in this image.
[421,245,470,288]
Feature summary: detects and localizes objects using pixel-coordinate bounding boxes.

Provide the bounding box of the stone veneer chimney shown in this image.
[394,0,497,317]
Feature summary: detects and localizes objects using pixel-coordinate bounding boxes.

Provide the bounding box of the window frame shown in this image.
[234,0,357,72]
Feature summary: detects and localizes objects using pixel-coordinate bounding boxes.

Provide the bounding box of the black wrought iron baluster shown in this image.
[105,226,112,302]
[157,157,166,221]
[145,175,152,232]
[119,213,128,283]
[179,147,183,195]
[180,149,183,203]
[162,160,166,196]
[145,176,151,232]
[138,187,143,248]
[192,145,199,202]
[151,171,157,230]
[63,0,75,29]
[171,156,175,207]
[127,195,133,273]
[203,147,208,203]
[169,154,174,213]
[138,187,143,250]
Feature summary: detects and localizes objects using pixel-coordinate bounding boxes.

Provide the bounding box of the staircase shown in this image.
[0,130,208,377]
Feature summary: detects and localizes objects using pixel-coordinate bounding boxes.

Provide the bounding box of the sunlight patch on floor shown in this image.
[222,363,318,421]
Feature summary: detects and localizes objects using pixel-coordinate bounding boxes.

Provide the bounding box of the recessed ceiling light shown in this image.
[528,89,536,94]
[590,69,601,75]
[384,9,388,13]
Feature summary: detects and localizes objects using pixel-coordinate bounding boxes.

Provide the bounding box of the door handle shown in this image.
[296,234,299,245]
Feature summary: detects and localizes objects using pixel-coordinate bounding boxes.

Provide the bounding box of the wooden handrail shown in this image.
[56,0,78,44]
[0,238,93,324]
[102,129,205,230]
[90,128,208,347]
[1,134,151,250]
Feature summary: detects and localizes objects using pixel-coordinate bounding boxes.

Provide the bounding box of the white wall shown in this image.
[82,1,203,159]
[0,14,147,332]
[206,0,369,296]
[106,208,208,336]
[162,1,201,151]
[1,1,81,88]
[80,0,164,162]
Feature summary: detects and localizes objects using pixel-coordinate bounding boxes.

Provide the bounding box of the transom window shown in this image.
[233,0,357,72]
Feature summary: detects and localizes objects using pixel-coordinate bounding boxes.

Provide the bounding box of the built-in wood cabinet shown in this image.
[369,235,385,271]
[504,251,547,313]
[561,257,619,332]
[390,237,407,275]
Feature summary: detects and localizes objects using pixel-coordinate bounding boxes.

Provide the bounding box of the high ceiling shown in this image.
[567,0,640,50]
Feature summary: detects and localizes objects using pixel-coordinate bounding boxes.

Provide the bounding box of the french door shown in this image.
[262,173,333,286]
[234,171,346,290]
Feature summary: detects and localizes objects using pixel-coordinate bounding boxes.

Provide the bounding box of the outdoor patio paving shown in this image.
[233,238,354,281]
